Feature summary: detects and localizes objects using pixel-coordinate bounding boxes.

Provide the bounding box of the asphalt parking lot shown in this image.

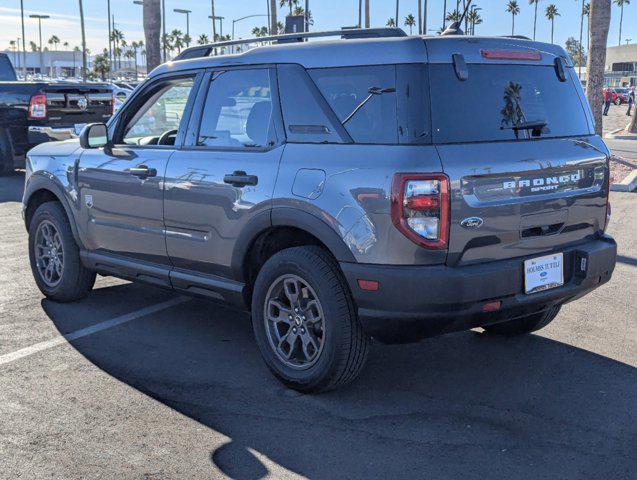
[1,172,635,479]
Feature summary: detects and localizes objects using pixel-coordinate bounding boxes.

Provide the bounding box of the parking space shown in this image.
[0,172,635,479]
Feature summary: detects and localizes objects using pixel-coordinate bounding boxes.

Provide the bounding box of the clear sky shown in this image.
[0,0,635,54]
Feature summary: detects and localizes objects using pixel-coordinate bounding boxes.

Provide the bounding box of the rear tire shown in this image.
[483,305,561,335]
[615,97,622,106]
[0,128,15,176]
[28,201,96,302]
[251,246,369,393]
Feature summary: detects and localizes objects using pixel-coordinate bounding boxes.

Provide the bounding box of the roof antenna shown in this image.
[441,0,473,36]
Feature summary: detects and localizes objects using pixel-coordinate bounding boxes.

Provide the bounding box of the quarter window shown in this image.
[197,69,275,148]
[309,66,398,144]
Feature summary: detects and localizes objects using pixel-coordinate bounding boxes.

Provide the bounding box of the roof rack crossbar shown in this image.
[192,27,407,54]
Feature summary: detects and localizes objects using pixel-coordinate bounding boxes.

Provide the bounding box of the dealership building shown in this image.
[605,43,637,87]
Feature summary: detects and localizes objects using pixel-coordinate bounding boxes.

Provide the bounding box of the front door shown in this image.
[163,67,284,279]
[78,73,199,265]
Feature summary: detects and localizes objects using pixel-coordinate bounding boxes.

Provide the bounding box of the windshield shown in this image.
[429,64,591,143]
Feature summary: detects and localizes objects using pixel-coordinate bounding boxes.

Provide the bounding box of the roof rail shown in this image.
[174,28,408,61]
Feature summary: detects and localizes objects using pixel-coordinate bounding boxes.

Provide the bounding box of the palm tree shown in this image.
[171,29,184,53]
[280,0,298,14]
[72,46,80,76]
[48,35,60,51]
[404,14,416,34]
[270,0,278,34]
[467,9,483,35]
[130,41,140,78]
[586,0,611,136]
[506,1,520,35]
[142,0,161,71]
[545,4,560,43]
[529,0,540,40]
[92,53,109,81]
[386,17,396,27]
[614,0,630,46]
[365,0,370,28]
[198,34,210,45]
[445,10,461,23]
[162,33,173,57]
[29,41,38,52]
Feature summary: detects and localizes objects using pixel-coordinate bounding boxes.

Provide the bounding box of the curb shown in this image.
[605,127,637,140]
[611,170,637,192]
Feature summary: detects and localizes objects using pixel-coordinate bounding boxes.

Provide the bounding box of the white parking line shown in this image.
[0,297,188,366]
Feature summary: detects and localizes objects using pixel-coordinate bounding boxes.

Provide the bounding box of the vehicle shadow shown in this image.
[43,283,636,480]
[0,171,25,203]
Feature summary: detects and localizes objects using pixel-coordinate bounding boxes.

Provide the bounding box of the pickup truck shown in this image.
[0,53,113,174]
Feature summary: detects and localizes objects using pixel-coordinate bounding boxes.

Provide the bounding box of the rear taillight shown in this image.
[391,173,450,249]
[28,94,47,119]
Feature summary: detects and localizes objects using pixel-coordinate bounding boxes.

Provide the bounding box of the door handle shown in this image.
[129,165,157,179]
[223,171,258,187]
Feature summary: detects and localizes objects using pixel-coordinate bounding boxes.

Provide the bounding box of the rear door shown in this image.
[163,67,284,282]
[78,72,200,266]
[428,56,609,267]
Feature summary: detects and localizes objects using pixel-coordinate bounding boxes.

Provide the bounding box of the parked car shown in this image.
[22,30,617,393]
[0,53,113,175]
[604,87,631,105]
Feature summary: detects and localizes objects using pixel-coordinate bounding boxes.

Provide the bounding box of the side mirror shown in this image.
[80,123,109,149]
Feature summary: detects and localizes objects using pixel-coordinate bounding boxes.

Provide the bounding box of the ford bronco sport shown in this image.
[22,28,617,392]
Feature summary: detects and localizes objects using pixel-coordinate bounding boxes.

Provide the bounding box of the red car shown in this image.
[604,87,632,105]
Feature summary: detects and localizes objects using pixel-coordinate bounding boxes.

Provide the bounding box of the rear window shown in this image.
[429,64,591,143]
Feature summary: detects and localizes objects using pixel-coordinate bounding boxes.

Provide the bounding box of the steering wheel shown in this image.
[157,129,178,146]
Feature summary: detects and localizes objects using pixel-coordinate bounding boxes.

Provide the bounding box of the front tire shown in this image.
[483,305,561,335]
[251,246,369,393]
[28,201,95,302]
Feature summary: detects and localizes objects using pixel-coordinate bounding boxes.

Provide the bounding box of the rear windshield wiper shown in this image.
[342,86,395,125]
[501,120,548,136]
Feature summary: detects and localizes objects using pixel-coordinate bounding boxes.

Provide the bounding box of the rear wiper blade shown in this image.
[501,120,548,132]
[342,86,396,125]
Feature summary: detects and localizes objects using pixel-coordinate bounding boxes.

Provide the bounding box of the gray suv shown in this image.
[22,30,617,392]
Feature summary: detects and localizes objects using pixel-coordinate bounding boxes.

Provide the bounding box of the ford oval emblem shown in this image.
[460,217,484,229]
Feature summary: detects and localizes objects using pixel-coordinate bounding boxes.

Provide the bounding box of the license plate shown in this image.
[524,253,564,294]
[74,123,87,136]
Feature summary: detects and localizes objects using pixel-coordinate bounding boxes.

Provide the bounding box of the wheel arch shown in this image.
[232,207,356,305]
[23,177,83,248]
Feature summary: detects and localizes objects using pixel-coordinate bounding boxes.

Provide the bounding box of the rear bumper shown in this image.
[340,236,617,342]
[28,125,78,144]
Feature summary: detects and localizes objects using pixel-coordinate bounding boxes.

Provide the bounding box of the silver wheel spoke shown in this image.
[300,333,319,361]
[283,278,301,306]
[267,300,293,326]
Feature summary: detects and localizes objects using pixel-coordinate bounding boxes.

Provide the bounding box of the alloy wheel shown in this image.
[263,274,326,370]
[34,220,64,287]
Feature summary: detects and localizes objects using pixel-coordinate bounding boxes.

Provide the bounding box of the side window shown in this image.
[121,77,194,146]
[278,64,347,144]
[309,66,398,144]
[197,69,275,148]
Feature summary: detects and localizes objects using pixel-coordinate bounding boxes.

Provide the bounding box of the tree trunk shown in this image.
[365,0,370,28]
[143,0,161,72]
[618,5,623,46]
[586,0,611,136]
[418,0,422,35]
[533,3,538,40]
[270,0,278,34]
[512,14,515,35]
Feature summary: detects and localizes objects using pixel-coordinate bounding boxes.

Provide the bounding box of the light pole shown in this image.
[208,15,225,39]
[20,1,26,77]
[211,0,217,41]
[232,14,269,40]
[107,0,112,74]
[174,8,191,46]
[29,14,49,76]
